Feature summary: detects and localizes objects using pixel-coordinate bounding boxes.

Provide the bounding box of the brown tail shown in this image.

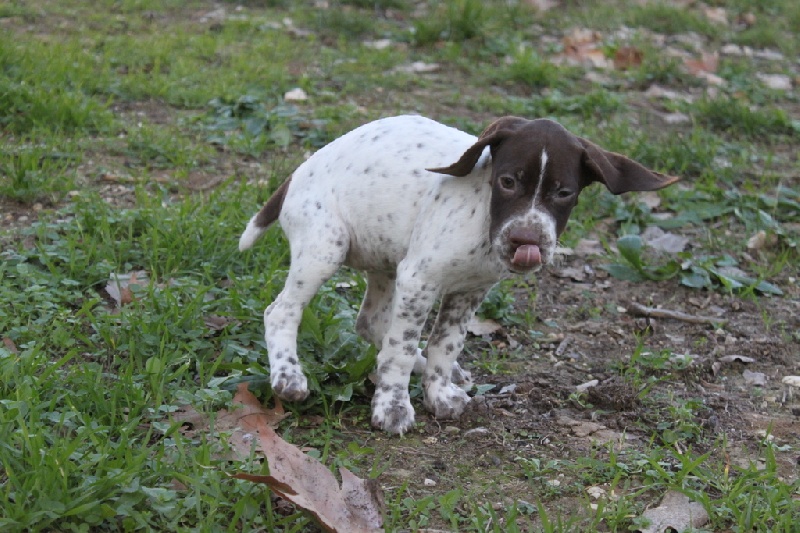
[238,178,291,251]
[254,178,291,228]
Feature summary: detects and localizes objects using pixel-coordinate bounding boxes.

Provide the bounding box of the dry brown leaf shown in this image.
[171,385,289,460]
[203,314,231,331]
[636,490,709,533]
[2,336,19,354]
[613,46,643,70]
[702,6,728,25]
[106,270,149,307]
[230,384,384,532]
[558,28,612,69]
[641,226,689,254]
[684,52,720,83]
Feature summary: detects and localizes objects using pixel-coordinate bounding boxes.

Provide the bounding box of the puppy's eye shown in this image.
[498,175,516,190]
[553,188,576,202]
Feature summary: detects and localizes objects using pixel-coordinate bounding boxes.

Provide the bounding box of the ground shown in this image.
[1,0,798,531]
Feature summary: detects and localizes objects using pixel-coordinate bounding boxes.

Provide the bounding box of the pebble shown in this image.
[284,88,308,102]
[423,478,437,487]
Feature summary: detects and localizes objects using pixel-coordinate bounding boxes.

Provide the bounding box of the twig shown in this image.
[627,302,727,325]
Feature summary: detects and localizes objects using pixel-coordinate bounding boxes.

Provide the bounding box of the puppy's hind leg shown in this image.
[265,222,349,402]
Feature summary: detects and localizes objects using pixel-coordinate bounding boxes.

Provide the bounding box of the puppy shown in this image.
[239,115,678,434]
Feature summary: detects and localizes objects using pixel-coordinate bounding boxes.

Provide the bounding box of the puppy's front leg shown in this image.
[423,290,487,419]
[371,267,438,435]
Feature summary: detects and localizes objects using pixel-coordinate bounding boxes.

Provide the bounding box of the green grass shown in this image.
[1,0,799,530]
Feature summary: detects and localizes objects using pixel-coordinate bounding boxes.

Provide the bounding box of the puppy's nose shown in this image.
[509,227,540,246]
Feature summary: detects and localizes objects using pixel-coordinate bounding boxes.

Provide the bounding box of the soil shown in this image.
[322,253,799,527]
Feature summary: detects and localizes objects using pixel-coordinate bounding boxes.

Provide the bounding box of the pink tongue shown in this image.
[512,244,542,267]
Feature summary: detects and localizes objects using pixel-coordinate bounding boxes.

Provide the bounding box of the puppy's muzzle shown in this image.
[508,227,542,270]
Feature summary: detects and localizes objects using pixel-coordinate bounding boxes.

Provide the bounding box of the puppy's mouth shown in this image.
[511,243,542,269]
[505,227,545,272]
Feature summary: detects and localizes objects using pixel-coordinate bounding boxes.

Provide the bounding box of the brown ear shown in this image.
[581,138,680,194]
[428,117,530,177]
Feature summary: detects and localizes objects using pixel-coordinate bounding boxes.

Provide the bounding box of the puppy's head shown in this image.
[429,117,679,273]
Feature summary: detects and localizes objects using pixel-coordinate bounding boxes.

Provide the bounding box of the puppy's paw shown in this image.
[424,382,471,420]
[450,363,473,391]
[371,386,415,435]
[271,370,309,402]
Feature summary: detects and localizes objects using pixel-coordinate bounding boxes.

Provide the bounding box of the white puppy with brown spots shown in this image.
[239,115,678,434]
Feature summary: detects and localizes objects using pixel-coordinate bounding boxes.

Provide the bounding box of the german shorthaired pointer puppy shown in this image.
[239,115,678,434]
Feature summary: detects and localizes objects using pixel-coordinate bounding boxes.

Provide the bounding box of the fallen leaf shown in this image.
[2,337,18,354]
[613,46,643,70]
[230,384,384,532]
[106,270,149,307]
[467,316,502,336]
[558,28,612,68]
[636,490,709,533]
[684,52,718,76]
[170,387,289,459]
[203,314,231,331]
[737,12,757,27]
[573,238,605,256]
[641,226,689,253]
[702,6,728,25]
[552,265,586,281]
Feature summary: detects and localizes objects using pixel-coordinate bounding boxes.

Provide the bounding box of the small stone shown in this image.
[782,376,800,388]
[757,73,792,90]
[546,478,561,487]
[576,379,599,393]
[284,87,308,102]
[423,478,437,487]
[363,39,393,50]
[586,486,606,499]
[743,369,767,387]
[444,425,460,434]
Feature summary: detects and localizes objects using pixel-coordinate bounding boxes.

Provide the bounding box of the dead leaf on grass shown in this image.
[636,490,709,533]
[641,226,689,253]
[229,383,384,532]
[2,337,18,354]
[203,314,233,331]
[170,385,289,460]
[702,6,729,25]
[105,270,149,307]
[613,46,643,70]
[557,28,612,69]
